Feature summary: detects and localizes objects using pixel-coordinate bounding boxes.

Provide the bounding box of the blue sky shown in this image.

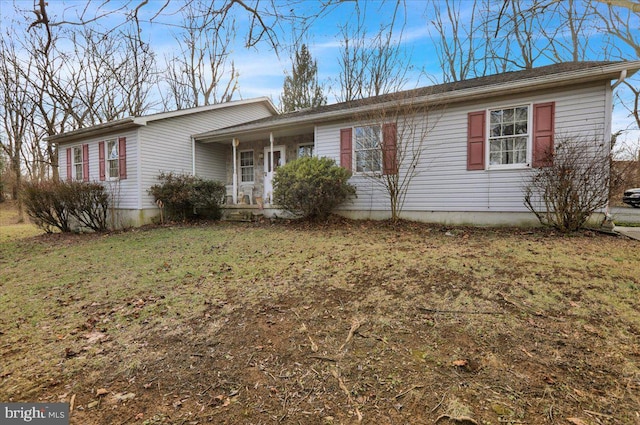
[1,0,639,152]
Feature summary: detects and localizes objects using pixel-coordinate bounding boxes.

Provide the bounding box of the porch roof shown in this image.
[193,60,640,144]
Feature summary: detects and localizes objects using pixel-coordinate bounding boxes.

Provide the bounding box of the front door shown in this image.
[263,145,286,204]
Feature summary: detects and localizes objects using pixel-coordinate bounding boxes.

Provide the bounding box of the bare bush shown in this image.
[524,135,611,232]
[22,180,111,233]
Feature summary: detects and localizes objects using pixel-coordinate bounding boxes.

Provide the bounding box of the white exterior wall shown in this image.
[316,82,610,221]
[57,128,140,211]
[138,103,274,210]
[195,142,226,181]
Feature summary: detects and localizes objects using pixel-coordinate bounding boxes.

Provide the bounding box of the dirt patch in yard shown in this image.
[1,218,639,424]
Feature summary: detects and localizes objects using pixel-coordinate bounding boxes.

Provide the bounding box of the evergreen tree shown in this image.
[280,44,326,112]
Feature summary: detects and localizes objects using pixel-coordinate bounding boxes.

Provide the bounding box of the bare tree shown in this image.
[354,93,440,223]
[428,0,481,82]
[163,1,239,109]
[335,2,412,102]
[0,36,36,219]
[524,135,611,232]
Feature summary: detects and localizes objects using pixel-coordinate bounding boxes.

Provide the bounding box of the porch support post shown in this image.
[269,132,274,172]
[232,138,238,204]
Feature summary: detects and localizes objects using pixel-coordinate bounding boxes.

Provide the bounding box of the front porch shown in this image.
[204,131,314,207]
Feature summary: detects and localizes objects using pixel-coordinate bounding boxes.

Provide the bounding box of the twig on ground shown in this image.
[308,355,337,362]
[435,414,479,425]
[339,318,364,351]
[418,307,504,315]
[394,384,424,399]
[69,394,76,416]
[331,368,363,422]
[497,292,546,317]
[430,392,447,413]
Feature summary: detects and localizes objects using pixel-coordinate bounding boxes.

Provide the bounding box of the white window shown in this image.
[297,143,314,158]
[106,139,119,178]
[73,146,83,180]
[240,150,254,182]
[489,106,529,166]
[354,125,381,173]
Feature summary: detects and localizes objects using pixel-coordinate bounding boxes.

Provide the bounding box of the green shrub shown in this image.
[148,172,225,221]
[273,156,356,221]
[22,180,110,233]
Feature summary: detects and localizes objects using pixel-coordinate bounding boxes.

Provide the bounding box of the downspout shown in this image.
[191,136,196,176]
[602,69,627,228]
[232,138,238,204]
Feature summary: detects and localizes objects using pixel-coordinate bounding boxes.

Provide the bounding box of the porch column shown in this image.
[269,133,274,205]
[269,132,274,173]
[232,138,238,204]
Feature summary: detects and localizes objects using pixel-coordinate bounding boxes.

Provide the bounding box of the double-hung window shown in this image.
[354,125,382,173]
[240,150,254,182]
[297,143,314,158]
[488,106,529,167]
[106,139,119,178]
[73,147,83,180]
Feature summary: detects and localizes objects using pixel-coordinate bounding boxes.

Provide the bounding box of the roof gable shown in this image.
[47,97,277,144]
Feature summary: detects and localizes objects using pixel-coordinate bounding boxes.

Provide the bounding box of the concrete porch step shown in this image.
[223,211,264,222]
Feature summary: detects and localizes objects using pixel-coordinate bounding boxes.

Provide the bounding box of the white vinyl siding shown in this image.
[138,102,274,209]
[316,81,609,214]
[194,142,226,181]
[58,129,139,209]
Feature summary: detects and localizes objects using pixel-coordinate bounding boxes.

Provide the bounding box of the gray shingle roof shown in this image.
[204,61,627,135]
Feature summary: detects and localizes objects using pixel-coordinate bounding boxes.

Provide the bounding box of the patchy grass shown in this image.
[0,200,44,241]
[1,215,639,425]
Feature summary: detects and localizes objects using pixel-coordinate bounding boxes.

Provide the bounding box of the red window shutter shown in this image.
[382,122,398,175]
[118,137,127,179]
[340,128,352,172]
[532,102,555,168]
[82,144,89,182]
[98,141,105,181]
[66,148,72,181]
[467,111,486,170]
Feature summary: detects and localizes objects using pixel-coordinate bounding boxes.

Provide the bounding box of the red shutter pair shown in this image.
[340,123,397,175]
[98,137,127,181]
[467,102,555,170]
[66,145,90,181]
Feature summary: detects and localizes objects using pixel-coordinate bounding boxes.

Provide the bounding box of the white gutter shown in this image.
[611,69,627,90]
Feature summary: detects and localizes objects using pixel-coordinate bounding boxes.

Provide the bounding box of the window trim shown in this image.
[239,149,255,183]
[486,103,532,170]
[72,146,83,181]
[353,124,383,175]
[104,138,120,180]
[297,143,314,159]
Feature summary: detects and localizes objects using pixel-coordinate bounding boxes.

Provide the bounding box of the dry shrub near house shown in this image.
[22,180,110,232]
[524,136,610,232]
